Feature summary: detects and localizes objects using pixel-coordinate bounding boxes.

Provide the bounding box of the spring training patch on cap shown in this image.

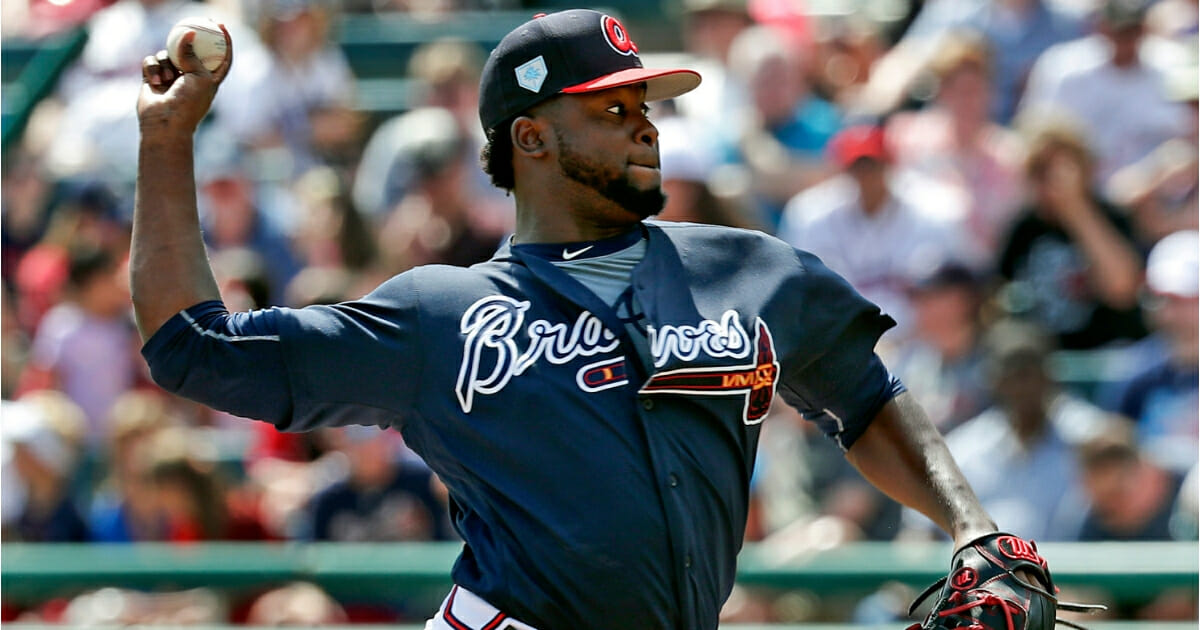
[515,55,548,93]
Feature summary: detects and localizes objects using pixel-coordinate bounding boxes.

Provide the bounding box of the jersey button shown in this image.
[641,398,655,410]
[684,554,693,569]
[668,474,679,487]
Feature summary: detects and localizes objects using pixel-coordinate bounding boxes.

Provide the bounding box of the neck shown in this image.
[512,187,642,244]
[952,115,986,148]
[935,326,978,362]
[861,189,889,215]
[1007,401,1049,445]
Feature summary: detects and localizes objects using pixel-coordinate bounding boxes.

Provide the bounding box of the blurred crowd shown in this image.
[1,0,1198,625]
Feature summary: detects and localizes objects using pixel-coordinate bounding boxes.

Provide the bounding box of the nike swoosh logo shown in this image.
[562,245,594,260]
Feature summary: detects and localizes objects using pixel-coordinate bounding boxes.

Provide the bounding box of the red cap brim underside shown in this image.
[561,67,702,102]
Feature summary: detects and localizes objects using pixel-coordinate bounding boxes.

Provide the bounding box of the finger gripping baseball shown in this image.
[907,533,1106,630]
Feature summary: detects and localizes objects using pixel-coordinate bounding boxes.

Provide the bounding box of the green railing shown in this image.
[3,541,1195,610]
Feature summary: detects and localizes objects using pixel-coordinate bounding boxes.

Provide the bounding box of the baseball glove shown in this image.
[907,532,1106,630]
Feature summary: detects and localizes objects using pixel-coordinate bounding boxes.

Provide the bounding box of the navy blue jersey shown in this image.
[142,221,900,630]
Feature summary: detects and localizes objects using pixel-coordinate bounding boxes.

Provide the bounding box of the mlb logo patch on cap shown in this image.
[515,56,549,93]
[477,9,701,131]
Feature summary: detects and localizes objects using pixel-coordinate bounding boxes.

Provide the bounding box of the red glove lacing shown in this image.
[935,590,1022,630]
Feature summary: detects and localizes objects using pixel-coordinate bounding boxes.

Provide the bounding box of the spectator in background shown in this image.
[353,38,510,231]
[805,11,888,109]
[681,0,752,64]
[721,24,841,226]
[290,166,377,274]
[1019,0,1192,187]
[12,182,129,334]
[19,244,140,443]
[997,120,1146,350]
[196,137,302,305]
[87,391,179,542]
[374,107,508,273]
[654,114,760,230]
[2,151,57,289]
[1,398,88,542]
[62,587,227,626]
[778,124,968,337]
[1105,62,1198,249]
[855,0,1083,123]
[1104,230,1199,475]
[249,0,362,175]
[1076,420,1185,541]
[2,287,30,400]
[244,582,348,626]
[887,31,1025,272]
[887,263,993,433]
[147,427,271,542]
[303,426,451,542]
[210,247,274,314]
[671,0,753,133]
[42,0,270,184]
[904,319,1109,542]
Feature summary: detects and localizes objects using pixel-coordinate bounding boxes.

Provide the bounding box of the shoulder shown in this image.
[891,172,969,227]
[1037,35,1109,81]
[1050,394,1113,445]
[646,220,802,263]
[782,177,856,224]
[945,408,1012,451]
[646,219,764,243]
[375,260,520,295]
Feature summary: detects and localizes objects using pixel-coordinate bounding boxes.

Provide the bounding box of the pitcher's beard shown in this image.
[557,131,666,219]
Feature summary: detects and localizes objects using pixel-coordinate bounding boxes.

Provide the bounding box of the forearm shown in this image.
[845,392,995,548]
[131,127,221,342]
[1059,200,1143,308]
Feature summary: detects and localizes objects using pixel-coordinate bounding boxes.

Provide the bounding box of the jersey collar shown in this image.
[508,225,645,262]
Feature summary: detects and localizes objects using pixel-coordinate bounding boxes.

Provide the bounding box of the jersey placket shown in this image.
[509,248,704,628]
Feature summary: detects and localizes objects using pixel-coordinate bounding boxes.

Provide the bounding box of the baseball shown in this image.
[166,17,228,73]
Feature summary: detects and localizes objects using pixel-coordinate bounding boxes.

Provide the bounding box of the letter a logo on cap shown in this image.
[515,55,548,93]
[602,15,637,56]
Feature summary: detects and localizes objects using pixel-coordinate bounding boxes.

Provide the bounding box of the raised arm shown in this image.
[845,391,996,548]
[131,30,232,342]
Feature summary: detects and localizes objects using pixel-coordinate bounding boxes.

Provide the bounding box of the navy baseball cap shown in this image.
[478,9,701,132]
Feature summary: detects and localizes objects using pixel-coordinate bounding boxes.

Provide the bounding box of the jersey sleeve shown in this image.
[140,273,424,432]
[775,249,905,450]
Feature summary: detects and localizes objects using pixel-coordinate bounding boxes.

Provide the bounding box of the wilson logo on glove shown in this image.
[996,535,1047,567]
[950,567,978,590]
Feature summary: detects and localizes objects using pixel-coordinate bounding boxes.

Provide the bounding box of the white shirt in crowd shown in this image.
[777,173,969,336]
[1020,34,1192,185]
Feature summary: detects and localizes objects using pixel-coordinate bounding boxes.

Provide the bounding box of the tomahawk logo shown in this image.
[455,296,621,412]
[640,315,779,425]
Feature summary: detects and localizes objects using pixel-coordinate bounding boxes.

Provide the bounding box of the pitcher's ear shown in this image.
[512,116,548,157]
